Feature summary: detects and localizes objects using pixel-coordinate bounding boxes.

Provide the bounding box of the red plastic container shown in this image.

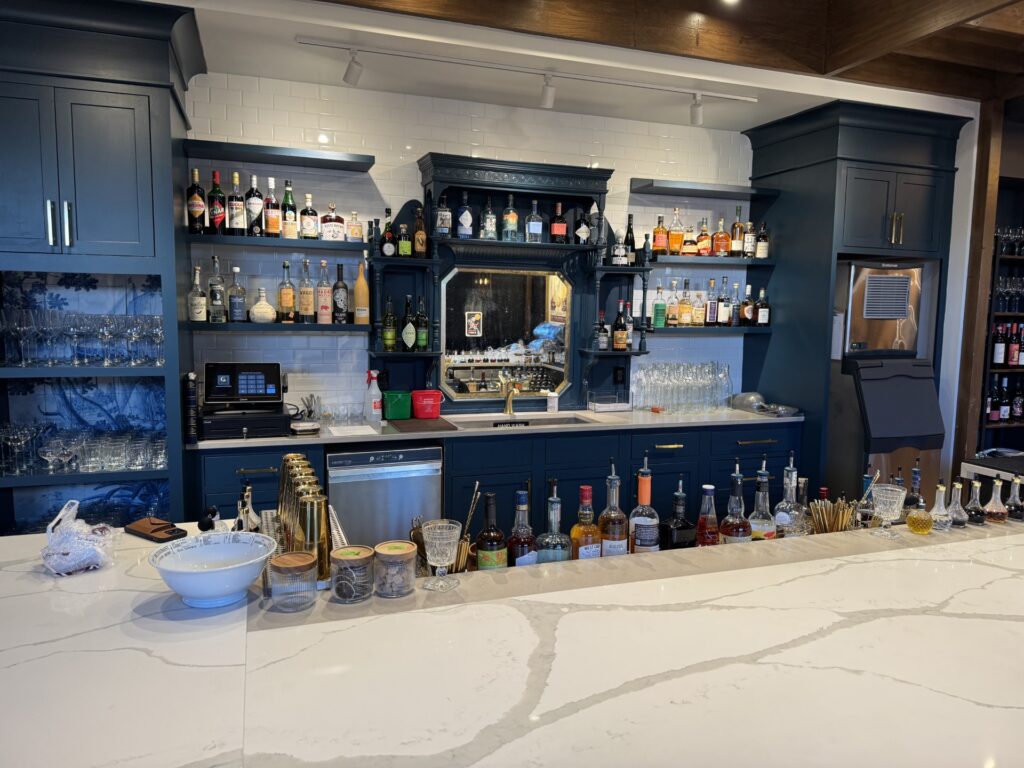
[411,389,443,419]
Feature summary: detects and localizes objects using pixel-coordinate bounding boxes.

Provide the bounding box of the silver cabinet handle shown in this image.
[890,211,897,245]
[897,212,904,245]
[45,200,56,246]
[62,201,72,247]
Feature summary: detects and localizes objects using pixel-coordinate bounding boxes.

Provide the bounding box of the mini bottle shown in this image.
[984,477,1008,523]
[948,480,968,528]
[965,480,986,525]
[929,483,952,532]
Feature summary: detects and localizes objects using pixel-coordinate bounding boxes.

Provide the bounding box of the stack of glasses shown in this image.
[0,426,167,476]
[631,362,733,412]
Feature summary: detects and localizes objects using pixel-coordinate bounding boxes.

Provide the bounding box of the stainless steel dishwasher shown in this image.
[327,447,442,547]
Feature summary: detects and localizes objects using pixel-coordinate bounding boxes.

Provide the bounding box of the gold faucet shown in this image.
[499,373,518,416]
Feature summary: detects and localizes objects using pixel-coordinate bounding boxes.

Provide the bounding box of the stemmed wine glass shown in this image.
[421,520,462,592]
[870,484,907,540]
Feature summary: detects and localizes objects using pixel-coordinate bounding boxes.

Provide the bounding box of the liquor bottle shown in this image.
[1006,476,1024,520]
[502,194,519,242]
[993,324,1007,365]
[399,295,416,353]
[574,207,591,245]
[507,489,537,566]
[315,260,332,324]
[681,224,698,256]
[755,288,771,326]
[1014,381,1024,422]
[525,199,543,243]
[665,279,679,327]
[965,479,986,525]
[227,266,246,322]
[755,222,770,259]
[652,282,667,329]
[226,172,245,236]
[742,219,756,258]
[317,202,344,242]
[679,279,693,327]
[332,264,349,324]
[186,168,206,234]
[749,470,777,540]
[277,260,295,323]
[353,261,370,325]
[624,302,635,349]
[659,475,695,549]
[729,206,745,258]
[208,255,226,324]
[640,233,652,266]
[904,458,922,509]
[623,213,635,260]
[652,215,668,259]
[244,175,264,236]
[596,310,609,350]
[598,460,628,556]
[434,194,452,237]
[987,374,1001,423]
[536,480,571,562]
[262,177,280,238]
[731,283,742,326]
[717,276,731,326]
[609,229,628,266]
[1011,323,1021,366]
[206,171,226,235]
[415,295,429,351]
[948,480,968,528]
[705,278,718,325]
[691,280,706,327]
[1001,377,1012,422]
[455,191,474,239]
[630,452,660,553]
[720,460,752,543]
[985,477,1008,523]
[612,301,628,351]
[667,208,684,255]
[481,196,498,240]
[738,285,754,326]
[249,287,276,323]
[696,484,719,546]
[476,492,508,570]
[298,194,318,240]
[773,452,796,535]
[382,295,397,352]
[281,180,298,239]
[571,484,601,559]
[929,483,952,532]
[696,218,712,256]
[906,497,933,535]
[712,218,730,257]
[298,258,315,323]
[187,265,207,321]
[551,202,569,244]
[347,211,364,243]
[412,207,427,256]
[383,224,406,260]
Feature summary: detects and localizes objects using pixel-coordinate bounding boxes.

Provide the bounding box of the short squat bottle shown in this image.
[965,480,987,525]
[948,481,969,528]
[929,483,952,532]
[985,477,1008,523]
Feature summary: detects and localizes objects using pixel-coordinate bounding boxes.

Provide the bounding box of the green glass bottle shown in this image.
[382,295,397,352]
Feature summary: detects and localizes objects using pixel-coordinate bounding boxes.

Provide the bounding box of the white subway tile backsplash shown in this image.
[209,87,242,106]
[289,81,320,99]
[209,119,243,137]
[193,72,227,89]
[227,74,260,92]
[193,101,225,120]
[273,94,305,113]
[242,90,276,109]
[226,105,258,123]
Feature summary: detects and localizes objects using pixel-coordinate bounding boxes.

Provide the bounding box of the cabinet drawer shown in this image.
[203,490,278,517]
[631,430,701,461]
[545,433,619,468]
[449,436,533,474]
[202,447,324,496]
[710,425,799,457]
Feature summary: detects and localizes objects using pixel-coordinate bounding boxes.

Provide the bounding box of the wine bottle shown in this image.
[186,168,206,234]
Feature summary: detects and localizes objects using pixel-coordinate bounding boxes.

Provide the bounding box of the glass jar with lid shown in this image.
[373,540,417,598]
[330,545,374,603]
[269,551,318,611]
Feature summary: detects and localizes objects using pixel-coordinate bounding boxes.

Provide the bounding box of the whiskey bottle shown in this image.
[681,224,698,256]
[574,207,590,245]
[244,175,264,236]
[612,300,628,351]
[691,280,706,327]
[507,489,537,566]
[208,255,226,323]
[297,258,315,323]
[226,172,246,236]
[652,215,668,259]
[755,288,771,326]
[382,295,397,352]
[696,484,719,546]
[476,492,508,570]
[277,260,296,323]
[353,261,370,325]
[598,460,628,556]
[320,203,345,242]
[347,211,364,242]
[623,213,635,260]
[739,285,754,325]
[624,302,634,349]
[660,476,695,549]
[227,266,246,322]
[666,279,680,327]
[652,282,667,329]
[705,278,718,325]
[413,207,427,256]
[729,206,745,258]
[551,202,569,244]
[679,279,693,326]
[742,219,756,258]
[712,218,730,257]
[629,452,660,553]
[696,218,712,256]
[206,171,226,235]
[400,295,416,353]
[480,196,498,241]
[281,180,298,239]
[434,194,452,237]
[720,460,752,542]
[316,260,332,324]
[263,177,280,237]
[456,191,474,239]
[499,194,518,242]
[187,265,207,321]
[249,287,276,323]
[415,295,429,351]
[668,208,684,255]
[186,168,206,234]
[596,310,609,350]
[755,222,770,259]
[536,480,571,563]
[525,199,543,243]
[300,194,319,239]
[332,263,349,324]
[749,471,777,540]
[571,484,601,559]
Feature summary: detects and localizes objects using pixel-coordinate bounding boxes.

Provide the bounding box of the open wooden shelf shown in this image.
[630,178,779,201]
[183,139,374,172]
[186,234,367,252]
[183,322,369,333]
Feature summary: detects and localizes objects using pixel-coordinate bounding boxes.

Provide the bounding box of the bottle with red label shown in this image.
[1010,323,1021,366]
[186,168,206,234]
[696,484,719,546]
[550,202,568,244]
[206,170,226,235]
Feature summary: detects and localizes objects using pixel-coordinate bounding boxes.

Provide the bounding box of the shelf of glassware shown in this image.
[0,366,165,379]
[182,322,370,334]
[0,468,169,489]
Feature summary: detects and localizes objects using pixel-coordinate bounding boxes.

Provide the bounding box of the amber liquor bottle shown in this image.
[598,460,628,556]
[476,492,508,569]
[729,206,745,258]
[507,490,537,566]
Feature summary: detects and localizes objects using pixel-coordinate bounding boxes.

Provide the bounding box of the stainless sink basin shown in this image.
[448,414,595,430]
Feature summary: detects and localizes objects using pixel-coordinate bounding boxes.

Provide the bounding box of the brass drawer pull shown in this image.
[654,443,685,449]
[736,439,779,446]
[235,466,279,475]
[897,212,905,245]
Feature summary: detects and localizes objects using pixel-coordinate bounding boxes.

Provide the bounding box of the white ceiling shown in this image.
[194,8,830,132]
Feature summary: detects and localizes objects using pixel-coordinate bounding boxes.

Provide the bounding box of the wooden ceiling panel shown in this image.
[900,27,1024,74]
[967,2,1024,33]
[840,53,999,100]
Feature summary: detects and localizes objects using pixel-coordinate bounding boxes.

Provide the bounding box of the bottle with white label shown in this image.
[187,265,207,322]
[456,191,474,239]
[299,194,319,239]
[598,459,629,556]
[507,489,537,566]
[400,295,416,353]
[630,451,660,553]
[755,222,770,259]
[208,255,226,324]
[571,484,601,559]
[742,220,756,258]
[363,369,383,427]
[316,260,332,324]
[525,199,544,243]
[434,195,452,237]
[227,266,246,322]
[244,175,264,236]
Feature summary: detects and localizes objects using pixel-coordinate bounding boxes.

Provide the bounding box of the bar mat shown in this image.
[388,418,458,433]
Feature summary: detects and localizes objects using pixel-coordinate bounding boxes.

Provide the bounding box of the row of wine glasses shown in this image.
[996,227,1024,257]
[995,275,1024,314]
[0,425,167,476]
[631,362,733,412]
[0,310,165,368]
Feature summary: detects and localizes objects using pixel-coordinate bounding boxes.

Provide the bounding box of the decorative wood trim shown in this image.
[417,153,612,197]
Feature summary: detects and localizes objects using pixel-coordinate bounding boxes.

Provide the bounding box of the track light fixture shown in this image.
[540,74,556,109]
[690,93,704,127]
[343,50,363,87]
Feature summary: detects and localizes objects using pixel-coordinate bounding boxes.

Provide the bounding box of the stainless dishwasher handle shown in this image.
[45,200,56,246]
[62,201,73,247]
[329,463,441,483]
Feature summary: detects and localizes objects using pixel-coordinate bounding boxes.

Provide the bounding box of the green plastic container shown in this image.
[382,391,411,421]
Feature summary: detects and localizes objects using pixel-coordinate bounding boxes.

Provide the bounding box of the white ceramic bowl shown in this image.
[149,531,277,608]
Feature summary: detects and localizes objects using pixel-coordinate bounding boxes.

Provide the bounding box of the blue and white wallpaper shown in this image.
[14,481,170,534]
[2,272,162,315]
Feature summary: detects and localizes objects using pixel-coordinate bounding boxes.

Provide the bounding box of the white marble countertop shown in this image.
[191,407,803,450]
[3,522,1022,768]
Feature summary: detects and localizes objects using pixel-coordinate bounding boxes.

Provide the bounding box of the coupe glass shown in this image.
[870,484,907,539]
[421,520,461,593]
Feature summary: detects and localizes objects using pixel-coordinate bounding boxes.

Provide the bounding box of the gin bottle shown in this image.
[985,477,1008,523]
[434,195,451,237]
[502,194,518,242]
[227,266,246,322]
[298,258,315,323]
[773,452,798,536]
[948,480,968,528]
[187,265,207,322]
[929,483,952,532]
[598,459,628,556]
[480,196,497,240]
[629,451,660,554]
[208,255,226,323]
[536,479,571,563]
[456,191,474,239]
[525,199,543,243]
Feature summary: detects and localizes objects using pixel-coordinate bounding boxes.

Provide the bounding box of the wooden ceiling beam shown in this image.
[839,53,999,100]
[899,28,1024,74]
[968,3,1024,34]
[825,0,1019,75]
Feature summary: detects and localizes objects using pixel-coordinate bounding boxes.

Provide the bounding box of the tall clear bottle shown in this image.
[929,483,952,532]
[629,451,660,553]
[507,489,537,566]
[948,480,968,528]
[667,208,684,255]
[660,475,695,549]
[598,460,628,556]
[187,265,207,321]
[571,484,601,559]
[536,479,571,563]
[316,260,332,324]
[501,194,518,242]
[696,484,719,546]
[773,452,799,536]
[277,260,296,323]
[720,459,752,543]
[965,479,987,525]
[1007,476,1024,521]
[297,258,315,323]
[525,199,543,243]
[749,469,777,540]
[208,255,226,323]
[244,174,264,236]
[456,191,474,239]
[985,477,1008,523]
[227,266,246,322]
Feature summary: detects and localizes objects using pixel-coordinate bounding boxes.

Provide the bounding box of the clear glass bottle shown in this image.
[481,195,497,240]
[965,479,987,525]
[208,255,226,323]
[298,258,315,323]
[434,194,452,237]
[985,477,1008,523]
[629,451,660,553]
[347,211,364,243]
[948,480,968,528]
[1007,476,1024,521]
[720,461,752,543]
[249,287,276,323]
[456,190,474,239]
[227,266,246,322]
[316,259,332,324]
[794,477,811,534]
[187,265,207,321]
[717,275,732,326]
[571,484,601,559]
[855,468,876,529]
[678,279,693,326]
[929,483,952,532]
[749,470,777,540]
[667,207,684,255]
[525,199,543,243]
[666,279,680,327]
[598,460,628,556]
[906,496,934,535]
[507,489,537,566]
[660,475,695,549]
[652,282,667,329]
[696,484,719,546]
[773,452,798,536]
[536,479,571,563]
[277,260,295,323]
[502,194,518,242]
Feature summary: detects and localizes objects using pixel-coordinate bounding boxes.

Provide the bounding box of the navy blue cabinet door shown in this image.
[0,82,59,254]
[449,472,531,542]
[895,173,943,253]
[630,461,700,523]
[841,166,897,250]
[54,89,154,258]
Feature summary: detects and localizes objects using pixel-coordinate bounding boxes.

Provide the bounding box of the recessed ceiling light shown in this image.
[721,0,740,5]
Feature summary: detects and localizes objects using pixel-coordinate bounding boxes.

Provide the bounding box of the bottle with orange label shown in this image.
[652,215,668,259]
[630,451,660,553]
[612,300,628,351]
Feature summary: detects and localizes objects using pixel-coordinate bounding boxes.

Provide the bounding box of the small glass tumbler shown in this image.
[330,545,374,603]
[269,551,318,611]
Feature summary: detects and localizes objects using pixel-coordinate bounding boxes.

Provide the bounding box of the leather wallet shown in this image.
[124,516,187,543]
